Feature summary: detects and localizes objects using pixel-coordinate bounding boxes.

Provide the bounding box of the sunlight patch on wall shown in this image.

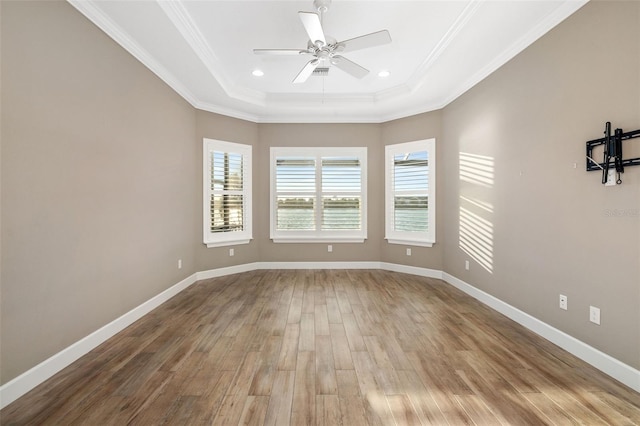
[459,152,494,187]
[458,152,495,274]
[459,206,494,273]
[459,195,493,214]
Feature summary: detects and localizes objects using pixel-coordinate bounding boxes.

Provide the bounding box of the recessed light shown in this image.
[378,70,390,78]
[252,69,264,77]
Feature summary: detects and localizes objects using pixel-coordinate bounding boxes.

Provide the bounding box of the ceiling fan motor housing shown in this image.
[307,36,338,58]
[253,0,390,83]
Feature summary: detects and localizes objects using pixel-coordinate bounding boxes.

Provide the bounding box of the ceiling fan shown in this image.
[253,0,392,84]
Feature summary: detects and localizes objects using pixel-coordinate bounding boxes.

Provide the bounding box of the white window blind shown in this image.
[276,157,316,231]
[321,157,362,231]
[271,147,367,243]
[203,139,252,248]
[385,139,435,246]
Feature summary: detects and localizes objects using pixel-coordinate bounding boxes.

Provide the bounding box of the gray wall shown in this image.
[1,1,198,383]
[2,0,638,387]
[195,110,259,271]
[441,0,640,369]
[381,111,443,270]
[256,123,383,263]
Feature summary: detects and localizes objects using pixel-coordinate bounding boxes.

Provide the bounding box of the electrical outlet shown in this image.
[590,306,601,325]
[178,259,182,269]
[406,248,411,256]
[465,260,470,270]
[229,248,234,257]
[559,294,567,310]
[328,245,333,253]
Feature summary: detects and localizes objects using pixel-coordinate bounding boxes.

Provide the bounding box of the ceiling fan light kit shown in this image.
[253,0,391,84]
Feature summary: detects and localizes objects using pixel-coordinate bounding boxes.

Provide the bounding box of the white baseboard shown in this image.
[196,262,260,280]
[256,261,382,270]
[0,272,198,409]
[442,272,640,393]
[2,263,637,409]
[380,262,443,279]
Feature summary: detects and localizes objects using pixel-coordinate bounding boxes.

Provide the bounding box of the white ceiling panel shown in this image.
[68,0,588,123]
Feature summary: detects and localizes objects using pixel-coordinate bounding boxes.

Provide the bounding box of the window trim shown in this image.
[203,138,252,248]
[270,146,367,243]
[385,139,436,247]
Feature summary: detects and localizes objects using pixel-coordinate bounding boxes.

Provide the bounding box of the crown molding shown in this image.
[439,0,589,109]
[67,0,201,108]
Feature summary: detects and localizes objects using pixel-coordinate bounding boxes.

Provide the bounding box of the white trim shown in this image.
[67,0,202,112]
[157,0,264,106]
[406,0,483,91]
[442,272,640,393]
[195,262,260,281]
[203,139,253,248]
[438,1,589,111]
[0,272,198,409]
[272,238,366,244]
[205,239,251,248]
[385,139,436,245]
[256,261,381,270]
[380,262,443,280]
[3,262,637,409]
[270,147,368,243]
[386,238,434,248]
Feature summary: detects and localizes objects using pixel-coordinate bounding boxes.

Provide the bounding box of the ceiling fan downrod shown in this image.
[313,0,331,14]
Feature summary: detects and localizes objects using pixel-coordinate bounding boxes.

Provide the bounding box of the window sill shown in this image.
[205,239,251,248]
[386,238,434,248]
[272,238,366,244]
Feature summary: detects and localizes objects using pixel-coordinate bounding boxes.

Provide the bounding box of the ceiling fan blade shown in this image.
[253,49,308,56]
[331,55,369,79]
[338,30,392,53]
[299,12,326,46]
[293,59,320,83]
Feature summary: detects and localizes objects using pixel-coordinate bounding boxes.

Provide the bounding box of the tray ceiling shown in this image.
[69,0,587,123]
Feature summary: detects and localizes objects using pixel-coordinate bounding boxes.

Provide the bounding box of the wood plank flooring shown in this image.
[2,269,639,425]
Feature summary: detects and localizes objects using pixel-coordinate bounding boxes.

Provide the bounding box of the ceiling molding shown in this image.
[438,0,589,110]
[406,0,484,92]
[67,0,201,109]
[157,1,266,106]
[68,0,589,124]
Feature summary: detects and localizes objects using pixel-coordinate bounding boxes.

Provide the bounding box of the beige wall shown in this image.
[256,123,384,262]
[195,110,260,271]
[441,0,640,369]
[2,0,638,388]
[193,111,443,267]
[381,111,443,270]
[1,1,198,383]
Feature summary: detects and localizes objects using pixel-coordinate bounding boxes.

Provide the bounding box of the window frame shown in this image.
[203,138,252,248]
[385,139,436,247]
[270,146,367,243]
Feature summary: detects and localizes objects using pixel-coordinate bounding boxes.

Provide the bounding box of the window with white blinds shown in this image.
[203,139,252,248]
[270,147,367,243]
[385,139,435,247]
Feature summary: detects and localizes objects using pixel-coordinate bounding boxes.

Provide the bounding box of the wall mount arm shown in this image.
[586,122,640,184]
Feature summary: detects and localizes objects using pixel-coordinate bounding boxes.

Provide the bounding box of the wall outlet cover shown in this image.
[590,306,601,325]
[559,294,567,310]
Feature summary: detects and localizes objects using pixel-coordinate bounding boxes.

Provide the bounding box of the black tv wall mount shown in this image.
[586,122,640,185]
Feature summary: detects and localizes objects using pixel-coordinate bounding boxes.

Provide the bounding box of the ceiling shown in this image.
[68,0,587,123]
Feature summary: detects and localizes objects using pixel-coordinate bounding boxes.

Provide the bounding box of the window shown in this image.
[203,139,252,248]
[270,147,367,243]
[385,139,435,246]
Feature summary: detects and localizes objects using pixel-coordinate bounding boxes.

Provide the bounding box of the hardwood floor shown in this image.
[2,269,639,425]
